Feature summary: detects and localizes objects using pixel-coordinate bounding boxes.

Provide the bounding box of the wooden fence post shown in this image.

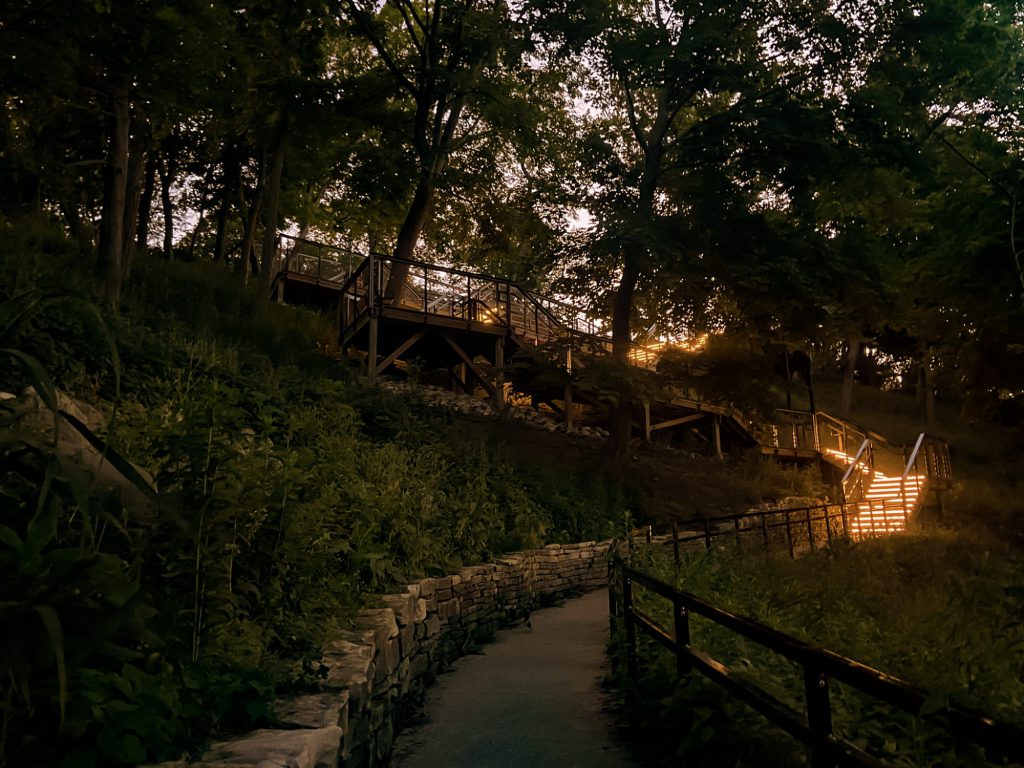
[785,511,794,559]
[804,667,836,768]
[672,520,680,565]
[674,597,691,678]
[623,573,638,681]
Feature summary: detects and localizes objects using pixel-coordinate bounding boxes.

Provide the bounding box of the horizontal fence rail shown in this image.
[609,557,1024,768]
[645,503,851,563]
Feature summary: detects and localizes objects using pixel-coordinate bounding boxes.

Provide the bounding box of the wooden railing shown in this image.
[767,411,952,525]
[609,557,1024,767]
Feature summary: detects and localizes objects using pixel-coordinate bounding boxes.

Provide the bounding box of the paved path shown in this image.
[390,589,640,768]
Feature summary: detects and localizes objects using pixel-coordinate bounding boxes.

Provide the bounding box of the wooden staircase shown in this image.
[768,411,952,538]
[269,235,954,531]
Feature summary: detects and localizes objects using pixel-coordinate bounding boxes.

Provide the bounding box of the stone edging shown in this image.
[155,540,611,768]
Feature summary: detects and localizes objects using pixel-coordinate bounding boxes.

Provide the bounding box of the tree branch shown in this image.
[937,133,1012,199]
[343,0,419,97]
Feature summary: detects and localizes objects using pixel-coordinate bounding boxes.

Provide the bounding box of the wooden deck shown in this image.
[270,238,752,453]
[270,237,953,500]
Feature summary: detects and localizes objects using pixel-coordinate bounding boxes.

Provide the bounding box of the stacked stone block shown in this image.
[151,540,611,768]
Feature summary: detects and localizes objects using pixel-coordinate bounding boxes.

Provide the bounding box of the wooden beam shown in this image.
[650,413,708,432]
[564,383,573,430]
[441,332,496,398]
[643,401,652,443]
[493,336,505,411]
[367,314,379,384]
[374,330,427,376]
[713,415,723,459]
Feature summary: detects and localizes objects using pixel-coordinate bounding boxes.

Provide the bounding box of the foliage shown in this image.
[615,531,1024,766]
[0,251,630,765]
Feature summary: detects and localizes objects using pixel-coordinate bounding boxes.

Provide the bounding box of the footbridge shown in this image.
[270,235,953,538]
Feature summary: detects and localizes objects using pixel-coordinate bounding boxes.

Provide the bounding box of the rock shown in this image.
[271,692,348,730]
[3,388,157,510]
[189,726,342,768]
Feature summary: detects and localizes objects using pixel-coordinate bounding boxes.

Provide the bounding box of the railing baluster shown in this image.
[703,518,712,551]
[785,511,794,558]
[761,512,769,552]
[806,507,815,551]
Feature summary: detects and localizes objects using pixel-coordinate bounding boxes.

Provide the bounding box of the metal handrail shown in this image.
[841,439,873,503]
[611,558,1024,766]
[335,250,662,370]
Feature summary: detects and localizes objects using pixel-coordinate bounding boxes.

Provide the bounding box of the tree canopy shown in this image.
[1,0,1022,434]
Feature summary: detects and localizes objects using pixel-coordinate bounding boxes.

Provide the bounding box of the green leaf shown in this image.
[0,525,23,550]
[34,605,68,733]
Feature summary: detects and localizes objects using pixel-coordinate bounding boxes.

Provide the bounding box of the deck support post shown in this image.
[367,313,379,384]
[276,280,285,304]
[374,329,426,378]
[493,336,505,412]
[564,384,574,430]
[441,332,496,398]
[643,401,652,443]
[713,414,723,459]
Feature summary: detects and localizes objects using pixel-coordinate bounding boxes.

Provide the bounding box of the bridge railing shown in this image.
[337,253,664,369]
[609,557,1024,767]
[275,234,361,285]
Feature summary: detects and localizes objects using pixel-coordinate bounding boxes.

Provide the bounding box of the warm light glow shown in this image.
[826,448,925,538]
[627,333,711,367]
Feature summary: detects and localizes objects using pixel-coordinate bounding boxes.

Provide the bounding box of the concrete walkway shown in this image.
[389,589,639,768]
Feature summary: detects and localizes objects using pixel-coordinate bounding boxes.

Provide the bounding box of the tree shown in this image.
[547,0,864,462]
[342,0,542,298]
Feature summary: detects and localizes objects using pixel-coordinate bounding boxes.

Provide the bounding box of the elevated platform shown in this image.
[267,235,953,523]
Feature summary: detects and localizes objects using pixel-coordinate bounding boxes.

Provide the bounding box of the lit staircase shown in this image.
[846,469,924,537]
[771,413,952,540]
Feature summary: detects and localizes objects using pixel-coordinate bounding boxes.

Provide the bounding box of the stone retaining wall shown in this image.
[157,540,610,768]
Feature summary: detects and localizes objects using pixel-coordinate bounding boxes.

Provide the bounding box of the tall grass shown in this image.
[616,531,1024,767]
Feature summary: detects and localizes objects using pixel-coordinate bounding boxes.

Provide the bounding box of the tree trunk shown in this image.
[121,138,147,283]
[158,157,175,259]
[136,154,157,251]
[601,256,641,468]
[185,166,216,260]
[923,351,938,431]
[214,144,241,262]
[838,335,861,420]
[385,176,435,303]
[240,182,265,279]
[97,94,131,304]
[258,125,286,294]
[60,197,92,254]
[600,104,665,467]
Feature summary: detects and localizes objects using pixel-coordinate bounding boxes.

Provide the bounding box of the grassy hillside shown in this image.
[2,247,636,766]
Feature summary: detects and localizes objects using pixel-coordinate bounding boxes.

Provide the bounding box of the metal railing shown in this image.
[609,557,1024,767]
[337,252,662,369]
[766,410,952,528]
[654,503,850,562]
[274,234,362,285]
